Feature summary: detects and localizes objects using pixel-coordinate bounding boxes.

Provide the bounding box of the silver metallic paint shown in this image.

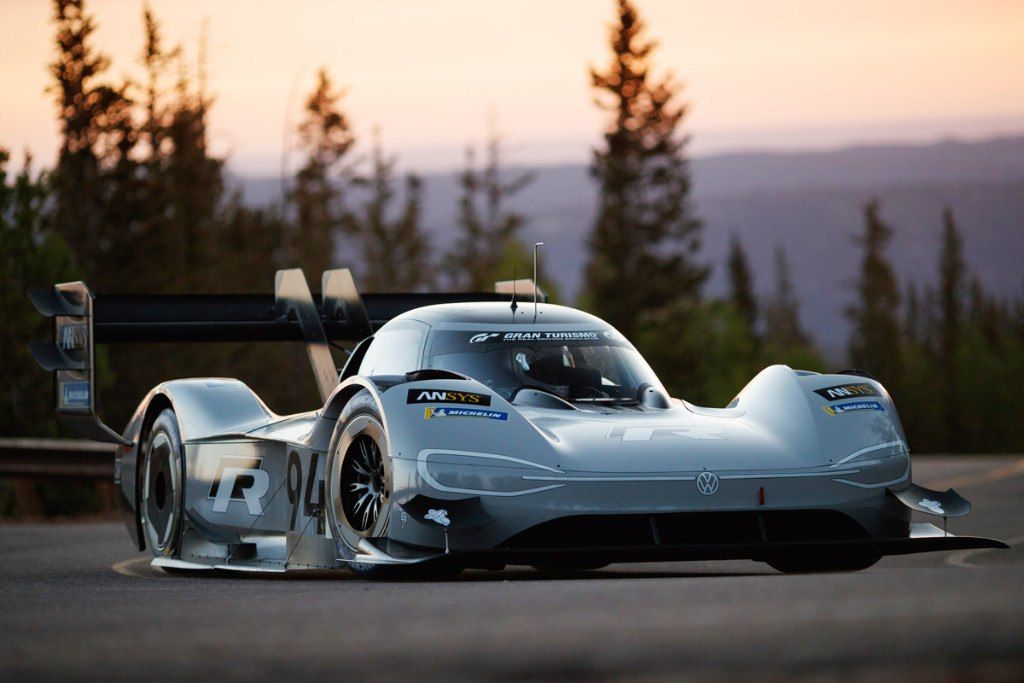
[110,302,981,572]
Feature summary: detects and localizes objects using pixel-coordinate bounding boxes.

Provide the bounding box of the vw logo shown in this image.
[696,471,720,496]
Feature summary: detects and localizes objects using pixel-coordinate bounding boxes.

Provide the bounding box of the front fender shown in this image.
[736,366,908,468]
[381,379,553,466]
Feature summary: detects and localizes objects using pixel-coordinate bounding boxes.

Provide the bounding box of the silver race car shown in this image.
[30,268,1006,577]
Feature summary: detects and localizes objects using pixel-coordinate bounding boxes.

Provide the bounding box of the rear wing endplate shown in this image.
[28,281,128,444]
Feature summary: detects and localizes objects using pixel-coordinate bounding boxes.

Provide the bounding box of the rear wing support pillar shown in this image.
[274,269,339,403]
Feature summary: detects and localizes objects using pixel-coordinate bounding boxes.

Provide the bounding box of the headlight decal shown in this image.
[416,449,565,497]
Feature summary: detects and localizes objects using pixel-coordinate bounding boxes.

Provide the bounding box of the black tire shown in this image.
[766,551,880,574]
[327,391,392,575]
[140,408,185,557]
[328,391,392,544]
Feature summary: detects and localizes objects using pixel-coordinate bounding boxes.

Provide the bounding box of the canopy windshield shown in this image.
[424,329,664,404]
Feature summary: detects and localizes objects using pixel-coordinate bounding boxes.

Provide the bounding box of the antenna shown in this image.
[510,266,518,319]
[532,242,544,324]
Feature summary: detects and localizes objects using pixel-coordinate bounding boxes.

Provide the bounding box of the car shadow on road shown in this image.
[126,558,774,582]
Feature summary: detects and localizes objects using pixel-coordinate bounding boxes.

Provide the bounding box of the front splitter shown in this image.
[438,523,1008,568]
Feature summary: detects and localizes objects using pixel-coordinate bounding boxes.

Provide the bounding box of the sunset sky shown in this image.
[1,0,1022,173]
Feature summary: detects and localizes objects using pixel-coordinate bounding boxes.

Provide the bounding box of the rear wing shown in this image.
[29,268,527,443]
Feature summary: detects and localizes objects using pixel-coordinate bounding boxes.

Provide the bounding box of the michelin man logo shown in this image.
[424,508,451,527]
[919,499,945,515]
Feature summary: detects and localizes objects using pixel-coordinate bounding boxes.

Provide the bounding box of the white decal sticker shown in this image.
[209,457,271,515]
[607,426,725,441]
[58,323,88,351]
[469,331,601,343]
[424,508,451,527]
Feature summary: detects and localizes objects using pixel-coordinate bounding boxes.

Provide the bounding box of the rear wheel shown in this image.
[140,408,185,557]
[766,551,880,574]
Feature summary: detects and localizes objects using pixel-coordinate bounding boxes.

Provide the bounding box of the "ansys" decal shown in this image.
[407,389,491,406]
[813,383,879,401]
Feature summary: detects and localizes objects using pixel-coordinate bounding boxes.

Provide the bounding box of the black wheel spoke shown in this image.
[341,434,385,533]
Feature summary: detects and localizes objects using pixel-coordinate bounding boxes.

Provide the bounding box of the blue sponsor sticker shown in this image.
[424,407,509,421]
[60,381,90,409]
[822,400,884,416]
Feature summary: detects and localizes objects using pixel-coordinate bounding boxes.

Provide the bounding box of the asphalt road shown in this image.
[2,456,1022,680]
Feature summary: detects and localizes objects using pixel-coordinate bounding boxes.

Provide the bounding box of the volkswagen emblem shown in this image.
[696,471,719,496]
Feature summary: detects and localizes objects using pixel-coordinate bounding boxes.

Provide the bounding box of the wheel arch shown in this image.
[310,377,386,452]
[123,379,276,552]
[317,377,400,555]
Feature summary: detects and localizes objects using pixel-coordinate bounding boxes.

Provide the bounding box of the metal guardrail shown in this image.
[0,438,113,479]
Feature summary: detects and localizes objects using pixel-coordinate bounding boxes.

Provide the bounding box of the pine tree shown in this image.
[162,48,224,291]
[446,130,533,291]
[49,0,138,285]
[847,199,902,383]
[0,149,112,516]
[764,245,809,349]
[133,7,224,293]
[903,282,922,346]
[0,150,78,437]
[727,235,758,335]
[135,6,177,288]
[141,4,173,164]
[584,0,706,339]
[348,134,432,292]
[938,206,965,449]
[389,173,433,290]
[290,68,354,279]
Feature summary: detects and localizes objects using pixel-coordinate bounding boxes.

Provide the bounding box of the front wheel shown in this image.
[327,391,466,581]
[140,408,185,557]
[327,391,393,552]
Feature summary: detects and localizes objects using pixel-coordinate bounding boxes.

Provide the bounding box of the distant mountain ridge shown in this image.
[691,134,1024,195]
[233,133,1024,355]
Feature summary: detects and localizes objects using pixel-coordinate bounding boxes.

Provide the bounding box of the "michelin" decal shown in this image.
[59,381,90,410]
[424,407,509,421]
[822,400,884,416]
